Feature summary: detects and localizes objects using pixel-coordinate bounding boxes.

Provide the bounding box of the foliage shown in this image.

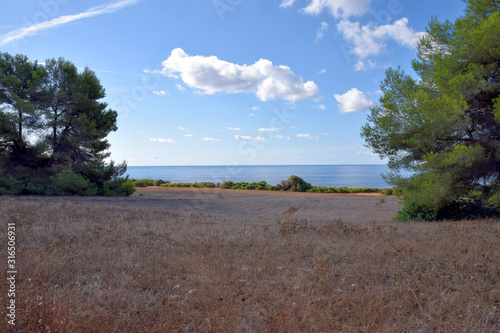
[361,0,500,220]
[137,176,387,194]
[50,170,98,196]
[277,175,312,192]
[0,53,130,196]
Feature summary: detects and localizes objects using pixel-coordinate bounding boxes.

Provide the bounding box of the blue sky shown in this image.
[0,0,466,166]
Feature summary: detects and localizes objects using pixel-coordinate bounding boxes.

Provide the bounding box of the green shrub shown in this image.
[104,179,136,196]
[133,180,148,187]
[50,170,98,196]
[279,175,312,192]
[193,182,216,188]
[154,179,167,186]
[0,175,25,195]
[380,188,393,196]
[395,201,439,221]
[220,181,234,189]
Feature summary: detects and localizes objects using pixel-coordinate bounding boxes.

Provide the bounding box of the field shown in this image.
[1,187,499,332]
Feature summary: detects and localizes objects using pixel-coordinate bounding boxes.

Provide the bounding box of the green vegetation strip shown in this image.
[129,175,397,195]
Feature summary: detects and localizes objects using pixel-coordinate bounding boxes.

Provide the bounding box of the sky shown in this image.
[0,0,467,166]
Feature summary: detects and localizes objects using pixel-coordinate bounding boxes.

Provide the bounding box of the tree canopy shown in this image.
[0,53,134,196]
[361,0,500,220]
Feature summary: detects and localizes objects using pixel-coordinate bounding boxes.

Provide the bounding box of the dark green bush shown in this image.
[50,170,98,196]
[395,201,439,221]
[133,180,148,187]
[396,198,500,221]
[220,181,234,189]
[280,175,312,192]
[154,179,167,186]
[104,179,136,196]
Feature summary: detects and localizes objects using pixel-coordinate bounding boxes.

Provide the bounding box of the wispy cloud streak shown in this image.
[0,0,143,45]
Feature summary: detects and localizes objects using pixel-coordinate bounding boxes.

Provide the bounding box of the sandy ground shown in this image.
[6,187,401,225]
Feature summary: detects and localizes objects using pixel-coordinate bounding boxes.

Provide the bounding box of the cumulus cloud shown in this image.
[316,104,326,110]
[149,138,175,144]
[184,134,194,137]
[315,22,329,42]
[157,48,320,102]
[202,137,220,142]
[337,18,424,60]
[300,0,371,19]
[334,88,375,113]
[235,135,266,142]
[252,106,260,111]
[153,90,167,95]
[227,127,241,131]
[275,135,291,140]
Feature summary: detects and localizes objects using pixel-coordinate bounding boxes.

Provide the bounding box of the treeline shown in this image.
[0,53,134,196]
[130,175,392,194]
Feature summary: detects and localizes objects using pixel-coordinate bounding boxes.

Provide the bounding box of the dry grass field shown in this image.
[1,187,499,332]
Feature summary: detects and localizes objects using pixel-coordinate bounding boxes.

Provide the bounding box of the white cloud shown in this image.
[227,127,241,131]
[257,127,278,132]
[0,0,143,45]
[334,88,375,113]
[157,48,320,102]
[300,0,371,19]
[235,135,266,142]
[252,106,260,111]
[316,104,326,110]
[202,137,220,142]
[297,133,318,140]
[149,138,175,144]
[275,135,291,140]
[184,134,194,137]
[280,0,297,8]
[315,22,329,42]
[353,60,376,72]
[337,18,424,60]
[318,68,327,74]
[249,113,255,116]
[178,127,187,131]
[175,84,185,91]
[153,90,167,95]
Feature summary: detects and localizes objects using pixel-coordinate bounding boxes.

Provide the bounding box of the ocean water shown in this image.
[126,165,395,188]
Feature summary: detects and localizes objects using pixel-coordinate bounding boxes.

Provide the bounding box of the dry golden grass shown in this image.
[0,193,499,332]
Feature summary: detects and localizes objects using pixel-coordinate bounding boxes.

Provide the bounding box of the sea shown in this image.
[126,165,398,188]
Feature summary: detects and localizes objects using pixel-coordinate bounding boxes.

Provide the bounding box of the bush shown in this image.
[279,175,312,192]
[154,179,167,186]
[0,175,25,195]
[395,201,439,221]
[104,179,136,196]
[380,188,393,196]
[50,170,98,196]
[220,181,234,189]
[396,197,500,221]
[193,182,216,188]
